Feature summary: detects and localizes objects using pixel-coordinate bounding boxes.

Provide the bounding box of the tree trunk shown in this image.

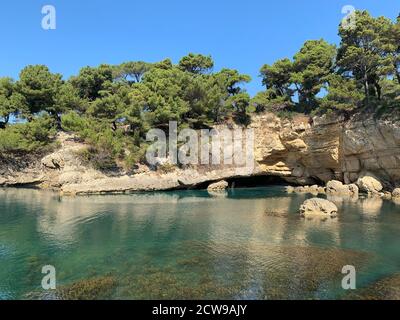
[396,68,400,85]
[364,80,369,105]
[375,82,382,100]
[56,114,62,130]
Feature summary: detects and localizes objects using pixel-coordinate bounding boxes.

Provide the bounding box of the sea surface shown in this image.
[0,187,399,300]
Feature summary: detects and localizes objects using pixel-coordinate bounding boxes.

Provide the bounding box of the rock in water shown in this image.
[392,188,400,198]
[207,180,228,192]
[326,180,358,197]
[285,186,295,193]
[356,176,383,194]
[299,198,338,219]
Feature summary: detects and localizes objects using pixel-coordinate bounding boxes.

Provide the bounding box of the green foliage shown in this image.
[70,64,113,101]
[259,40,335,113]
[59,55,251,169]
[257,10,399,115]
[226,93,251,124]
[87,87,128,123]
[260,58,294,100]
[251,91,293,113]
[76,124,125,171]
[0,77,25,125]
[113,61,151,83]
[178,53,214,74]
[61,111,88,132]
[215,68,251,96]
[55,82,87,114]
[378,78,400,112]
[0,115,56,154]
[319,74,364,112]
[291,39,336,109]
[337,11,394,103]
[16,65,63,118]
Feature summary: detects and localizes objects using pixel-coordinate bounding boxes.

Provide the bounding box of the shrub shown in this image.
[0,116,56,155]
[61,111,88,132]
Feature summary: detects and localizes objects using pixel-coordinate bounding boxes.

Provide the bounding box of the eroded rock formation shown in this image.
[299,198,338,219]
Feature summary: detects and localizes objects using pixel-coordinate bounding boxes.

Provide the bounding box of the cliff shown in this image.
[0,112,399,195]
[252,112,400,189]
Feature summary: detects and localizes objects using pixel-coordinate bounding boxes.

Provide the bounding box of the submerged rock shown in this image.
[26,275,118,300]
[207,180,228,192]
[345,273,400,300]
[300,198,338,219]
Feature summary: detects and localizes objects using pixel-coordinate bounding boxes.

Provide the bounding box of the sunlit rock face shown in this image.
[252,113,400,188]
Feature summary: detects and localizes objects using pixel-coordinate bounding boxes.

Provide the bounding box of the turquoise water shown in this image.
[0,187,399,300]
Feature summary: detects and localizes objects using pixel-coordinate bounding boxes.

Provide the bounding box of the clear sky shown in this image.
[0,0,398,96]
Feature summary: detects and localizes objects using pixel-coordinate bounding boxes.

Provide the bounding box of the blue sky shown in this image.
[0,0,398,96]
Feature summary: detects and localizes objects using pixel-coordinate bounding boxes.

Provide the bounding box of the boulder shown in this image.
[41,153,64,169]
[285,186,295,193]
[308,185,321,194]
[392,188,400,198]
[299,198,338,219]
[207,180,228,192]
[382,191,392,200]
[356,176,383,194]
[294,186,307,193]
[292,185,325,195]
[326,180,358,197]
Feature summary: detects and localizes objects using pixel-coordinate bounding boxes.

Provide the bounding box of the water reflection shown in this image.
[0,187,399,300]
[358,196,383,216]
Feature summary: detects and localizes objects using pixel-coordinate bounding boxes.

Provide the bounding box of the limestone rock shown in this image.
[291,185,325,195]
[41,152,64,169]
[326,180,358,197]
[300,198,338,219]
[357,176,383,194]
[392,188,400,198]
[207,180,229,192]
[58,172,82,186]
[286,186,295,193]
[382,191,392,200]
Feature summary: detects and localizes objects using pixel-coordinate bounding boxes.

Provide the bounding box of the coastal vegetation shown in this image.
[0,10,399,170]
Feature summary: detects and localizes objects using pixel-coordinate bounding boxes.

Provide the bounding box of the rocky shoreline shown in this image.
[0,112,399,196]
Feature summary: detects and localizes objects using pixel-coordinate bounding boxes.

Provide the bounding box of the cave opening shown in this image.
[194,175,288,190]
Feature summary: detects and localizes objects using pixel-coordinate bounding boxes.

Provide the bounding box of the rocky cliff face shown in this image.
[0,112,399,195]
[251,113,400,189]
